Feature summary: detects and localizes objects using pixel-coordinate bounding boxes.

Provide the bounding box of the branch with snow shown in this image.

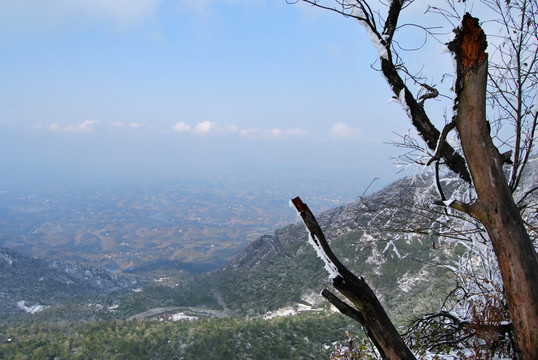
[290,197,345,280]
[290,196,417,360]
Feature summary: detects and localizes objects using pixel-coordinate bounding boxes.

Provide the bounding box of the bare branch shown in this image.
[291,196,416,360]
[427,121,456,166]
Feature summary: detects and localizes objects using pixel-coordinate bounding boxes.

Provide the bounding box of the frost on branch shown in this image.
[289,196,340,279]
[290,197,342,280]
[308,233,341,280]
[406,235,515,359]
[398,88,412,118]
[344,0,388,60]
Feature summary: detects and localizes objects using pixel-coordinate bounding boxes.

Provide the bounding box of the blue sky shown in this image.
[0,0,457,187]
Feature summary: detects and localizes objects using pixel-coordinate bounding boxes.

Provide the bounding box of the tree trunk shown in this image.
[450,14,538,360]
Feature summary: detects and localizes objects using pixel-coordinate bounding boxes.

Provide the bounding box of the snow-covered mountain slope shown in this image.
[174,159,537,320]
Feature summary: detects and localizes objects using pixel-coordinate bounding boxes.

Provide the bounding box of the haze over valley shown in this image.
[0,166,381,278]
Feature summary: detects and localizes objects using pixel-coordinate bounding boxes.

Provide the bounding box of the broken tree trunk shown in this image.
[448,14,538,360]
[291,197,416,360]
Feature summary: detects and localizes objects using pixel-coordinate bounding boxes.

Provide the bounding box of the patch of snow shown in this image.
[171,312,198,322]
[16,300,49,314]
[417,346,513,360]
[263,303,321,320]
[346,1,388,60]
[289,199,302,222]
[290,200,341,279]
[307,232,340,280]
[301,289,324,307]
[1,253,13,266]
[398,88,412,118]
[264,307,297,320]
[382,236,403,259]
[443,198,455,207]
[398,269,429,293]
[365,243,383,273]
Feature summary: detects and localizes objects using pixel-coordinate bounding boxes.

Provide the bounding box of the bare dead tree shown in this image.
[288,1,538,359]
[291,197,416,360]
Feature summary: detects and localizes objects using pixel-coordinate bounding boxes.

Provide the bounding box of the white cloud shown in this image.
[113,122,148,130]
[269,128,283,137]
[48,120,98,133]
[239,126,308,140]
[285,127,308,137]
[331,122,360,138]
[129,122,144,130]
[172,121,191,133]
[194,121,214,135]
[239,128,261,138]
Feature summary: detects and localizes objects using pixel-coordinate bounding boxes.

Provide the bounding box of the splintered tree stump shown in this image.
[460,14,487,68]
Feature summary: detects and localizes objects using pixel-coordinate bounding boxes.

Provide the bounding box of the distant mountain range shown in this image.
[2,157,536,325]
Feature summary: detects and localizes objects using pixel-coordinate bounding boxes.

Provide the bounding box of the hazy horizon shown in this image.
[0,1,449,191]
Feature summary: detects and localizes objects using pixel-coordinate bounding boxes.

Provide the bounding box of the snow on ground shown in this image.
[417,349,512,360]
[170,312,198,321]
[263,303,322,320]
[398,268,429,293]
[16,300,49,314]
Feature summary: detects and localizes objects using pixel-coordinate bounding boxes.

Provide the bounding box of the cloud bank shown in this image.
[48,120,98,133]
[32,119,362,143]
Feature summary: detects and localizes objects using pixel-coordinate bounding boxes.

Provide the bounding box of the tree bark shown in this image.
[449,14,538,360]
[291,197,416,360]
